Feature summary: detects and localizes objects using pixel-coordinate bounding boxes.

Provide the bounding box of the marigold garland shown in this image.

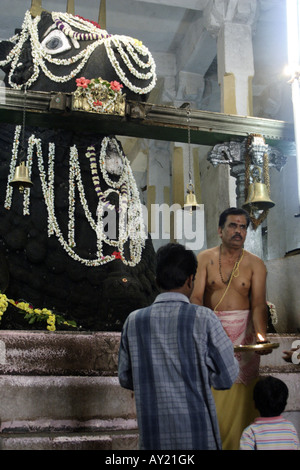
[0,293,77,331]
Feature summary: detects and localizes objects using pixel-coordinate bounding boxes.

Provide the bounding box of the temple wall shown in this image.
[265,254,300,333]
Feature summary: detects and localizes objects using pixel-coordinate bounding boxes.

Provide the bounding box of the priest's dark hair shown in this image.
[218,207,250,229]
[156,243,197,291]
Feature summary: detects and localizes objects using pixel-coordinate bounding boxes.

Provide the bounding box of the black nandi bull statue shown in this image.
[0,9,158,330]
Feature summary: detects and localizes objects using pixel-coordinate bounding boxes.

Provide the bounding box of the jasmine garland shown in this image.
[0,10,156,95]
[5,129,146,267]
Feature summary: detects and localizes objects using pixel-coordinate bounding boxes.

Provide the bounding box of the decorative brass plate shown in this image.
[234,342,279,352]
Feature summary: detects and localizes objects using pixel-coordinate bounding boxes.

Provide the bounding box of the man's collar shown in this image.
[154,292,190,304]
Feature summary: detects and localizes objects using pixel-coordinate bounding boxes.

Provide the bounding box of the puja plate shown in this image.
[234,342,279,352]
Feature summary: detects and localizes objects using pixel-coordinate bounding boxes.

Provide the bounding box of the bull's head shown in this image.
[0,10,156,100]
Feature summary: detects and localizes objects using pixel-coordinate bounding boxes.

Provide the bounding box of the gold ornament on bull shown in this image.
[243,134,275,229]
[73,77,126,116]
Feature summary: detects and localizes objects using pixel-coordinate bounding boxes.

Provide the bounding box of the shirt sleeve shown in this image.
[118,318,134,390]
[240,426,255,450]
[205,310,239,390]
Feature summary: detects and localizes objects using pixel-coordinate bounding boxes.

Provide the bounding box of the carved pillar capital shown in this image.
[208,139,287,170]
[203,0,259,37]
[207,139,247,168]
[207,138,287,208]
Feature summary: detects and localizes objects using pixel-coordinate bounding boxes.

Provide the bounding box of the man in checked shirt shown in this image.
[118,242,238,450]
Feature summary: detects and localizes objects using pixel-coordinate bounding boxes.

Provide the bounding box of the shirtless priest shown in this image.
[191,207,268,450]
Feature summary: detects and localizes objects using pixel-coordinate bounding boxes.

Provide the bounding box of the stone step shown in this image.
[0,331,298,376]
[0,431,139,450]
[0,375,136,430]
[0,331,298,450]
[0,330,121,376]
[0,331,138,450]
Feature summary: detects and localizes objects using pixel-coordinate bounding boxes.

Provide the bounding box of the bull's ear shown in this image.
[0,41,14,63]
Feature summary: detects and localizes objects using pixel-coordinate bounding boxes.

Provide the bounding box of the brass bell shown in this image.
[183,186,201,213]
[10,161,33,193]
[243,182,275,212]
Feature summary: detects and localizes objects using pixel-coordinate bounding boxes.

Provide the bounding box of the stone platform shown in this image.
[0,331,138,450]
[0,331,299,450]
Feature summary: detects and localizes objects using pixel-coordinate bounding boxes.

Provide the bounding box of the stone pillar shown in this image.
[217,21,254,115]
[204,0,258,116]
[147,140,172,251]
[172,142,206,252]
[174,71,205,110]
[203,0,265,254]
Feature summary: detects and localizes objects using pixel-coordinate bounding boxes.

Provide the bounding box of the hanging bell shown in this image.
[183,187,201,214]
[243,182,275,212]
[10,161,33,193]
[243,183,255,211]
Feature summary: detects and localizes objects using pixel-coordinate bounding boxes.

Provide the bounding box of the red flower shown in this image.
[75,16,101,29]
[76,77,91,88]
[93,100,103,107]
[112,251,122,260]
[110,81,123,92]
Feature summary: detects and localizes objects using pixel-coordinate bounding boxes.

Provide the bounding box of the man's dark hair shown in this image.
[218,207,251,229]
[253,376,289,417]
[156,243,197,291]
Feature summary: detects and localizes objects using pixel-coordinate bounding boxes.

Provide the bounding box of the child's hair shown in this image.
[253,376,289,417]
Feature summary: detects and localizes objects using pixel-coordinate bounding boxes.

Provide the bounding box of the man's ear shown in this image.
[187,274,194,290]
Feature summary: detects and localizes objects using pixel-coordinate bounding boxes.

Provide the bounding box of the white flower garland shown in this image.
[57,12,108,34]
[5,129,146,267]
[0,10,156,95]
[5,125,22,210]
[105,35,156,94]
[23,134,34,215]
[88,137,146,254]
[52,12,111,41]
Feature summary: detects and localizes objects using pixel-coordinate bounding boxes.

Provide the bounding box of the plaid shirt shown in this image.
[118,292,239,450]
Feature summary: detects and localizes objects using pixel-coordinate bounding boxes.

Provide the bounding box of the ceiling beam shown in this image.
[0,89,294,148]
[135,0,210,10]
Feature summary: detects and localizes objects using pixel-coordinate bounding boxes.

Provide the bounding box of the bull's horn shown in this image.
[98,0,106,29]
[30,0,46,17]
[66,0,75,15]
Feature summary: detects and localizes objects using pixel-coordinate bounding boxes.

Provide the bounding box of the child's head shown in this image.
[253,376,289,417]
